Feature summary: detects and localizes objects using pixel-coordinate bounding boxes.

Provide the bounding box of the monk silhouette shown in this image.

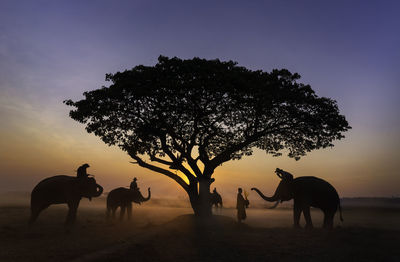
[237,188,249,223]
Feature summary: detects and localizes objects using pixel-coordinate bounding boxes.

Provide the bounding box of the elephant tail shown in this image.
[338,201,344,222]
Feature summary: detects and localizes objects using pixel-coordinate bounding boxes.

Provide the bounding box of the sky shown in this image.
[0,0,399,199]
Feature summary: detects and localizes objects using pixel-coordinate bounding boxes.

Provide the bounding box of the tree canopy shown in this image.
[65,56,350,216]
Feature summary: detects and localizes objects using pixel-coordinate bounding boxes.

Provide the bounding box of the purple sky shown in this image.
[0,1,399,196]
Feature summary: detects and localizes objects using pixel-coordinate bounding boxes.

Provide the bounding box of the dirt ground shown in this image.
[0,202,399,262]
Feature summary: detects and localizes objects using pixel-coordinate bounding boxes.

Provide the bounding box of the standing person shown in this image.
[130,177,138,191]
[236,188,249,223]
[77,163,90,179]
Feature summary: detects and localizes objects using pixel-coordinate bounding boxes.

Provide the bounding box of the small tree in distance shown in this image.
[65,56,350,217]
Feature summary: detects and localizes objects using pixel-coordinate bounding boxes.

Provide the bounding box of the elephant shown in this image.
[251,168,343,229]
[210,188,223,208]
[29,175,103,225]
[106,187,151,220]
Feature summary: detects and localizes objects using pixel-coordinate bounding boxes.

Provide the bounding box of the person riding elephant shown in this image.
[77,163,90,179]
[29,173,103,226]
[107,186,151,220]
[210,188,223,208]
[130,177,138,191]
[251,168,343,229]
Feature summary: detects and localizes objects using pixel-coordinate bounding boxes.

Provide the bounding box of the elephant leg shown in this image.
[112,207,117,219]
[323,210,328,228]
[127,203,132,220]
[106,206,110,220]
[29,204,49,225]
[293,203,302,228]
[66,201,79,225]
[120,205,126,221]
[106,206,114,221]
[323,210,335,230]
[303,206,313,229]
[29,209,40,225]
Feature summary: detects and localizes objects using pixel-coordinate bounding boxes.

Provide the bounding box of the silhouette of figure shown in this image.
[251,168,343,229]
[237,188,249,223]
[210,188,223,208]
[30,174,103,225]
[107,187,151,221]
[130,177,138,191]
[77,163,90,179]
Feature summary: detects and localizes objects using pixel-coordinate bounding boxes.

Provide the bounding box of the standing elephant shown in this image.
[29,175,103,225]
[210,188,223,209]
[251,168,343,229]
[106,187,151,220]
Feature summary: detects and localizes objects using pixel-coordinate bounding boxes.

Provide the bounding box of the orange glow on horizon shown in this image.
[0,96,399,198]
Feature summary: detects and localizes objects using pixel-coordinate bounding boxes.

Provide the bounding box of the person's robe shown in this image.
[237,193,249,221]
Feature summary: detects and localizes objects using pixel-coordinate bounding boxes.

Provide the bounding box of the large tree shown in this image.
[65,56,350,217]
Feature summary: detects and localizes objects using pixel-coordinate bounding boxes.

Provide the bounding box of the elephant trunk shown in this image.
[93,184,103,197]
[251,187,279,202]
[142,187,151,202]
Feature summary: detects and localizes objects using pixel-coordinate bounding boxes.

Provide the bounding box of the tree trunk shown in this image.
[188,178,212,217]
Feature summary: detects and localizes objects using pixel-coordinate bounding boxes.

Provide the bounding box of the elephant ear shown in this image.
[76,177,95,200]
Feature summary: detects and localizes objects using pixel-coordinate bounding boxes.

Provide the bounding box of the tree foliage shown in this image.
[65,56,350,214]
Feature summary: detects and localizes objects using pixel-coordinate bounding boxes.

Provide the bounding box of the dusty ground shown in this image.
[0,202,399,262]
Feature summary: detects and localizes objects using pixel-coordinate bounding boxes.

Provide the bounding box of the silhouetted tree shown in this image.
[64,56,350,217]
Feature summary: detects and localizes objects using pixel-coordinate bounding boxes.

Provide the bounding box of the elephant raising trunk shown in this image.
[252,168,294,208]
[133,187,151,203]
[29,176,103,225]
[251,188,279,202]
[106,187,151,220]
[251,188,280,209]
[252,168,343,229]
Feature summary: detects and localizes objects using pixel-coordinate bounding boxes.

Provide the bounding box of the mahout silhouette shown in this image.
[252,168,343,229]
[29,175,103,225]
[130,177,138,191]
[65,56,350,217]
[210,188,223,209]
[106,187,151,220]
[76,163,90,178]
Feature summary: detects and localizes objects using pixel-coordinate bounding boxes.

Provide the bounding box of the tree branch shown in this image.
[149,154,174,166]
[159,134,197,184]
[208,132,265,171]
[208,122,293,171]
[129,154,189,191]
